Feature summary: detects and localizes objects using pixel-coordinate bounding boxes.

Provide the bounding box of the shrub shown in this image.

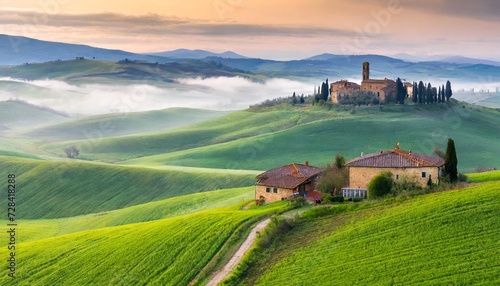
[367,171,393,198]
[392,175,422,196]
[458,173,469,183]
[329,196,345,203]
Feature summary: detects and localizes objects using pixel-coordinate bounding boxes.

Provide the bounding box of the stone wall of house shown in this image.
[360,82,395,101]
[349,166,440,189]
[255,185,293,203]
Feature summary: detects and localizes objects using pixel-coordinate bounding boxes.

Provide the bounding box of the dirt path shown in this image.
[206,218,271,286]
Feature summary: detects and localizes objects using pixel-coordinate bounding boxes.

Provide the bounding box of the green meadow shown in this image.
[231,181,500,285]
[0,156,255,219]
[0,90,498,285]
[10,187,255,243]
[0,202,288,286]
[22,107,229,141]
[35,102,500,171]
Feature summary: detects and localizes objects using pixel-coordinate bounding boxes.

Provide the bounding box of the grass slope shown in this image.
[236,182,500,285]
[22,107,229,141]
[0,156,255,219]
[41,106,336,162]
[123,103,500,171]
[0,59,260,83]
[0,100,70,131]
[467,170,500,183]
[11,187,254,243]
[0,202,287,286]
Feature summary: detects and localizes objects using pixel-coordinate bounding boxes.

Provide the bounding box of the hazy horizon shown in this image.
[1,0,499,61]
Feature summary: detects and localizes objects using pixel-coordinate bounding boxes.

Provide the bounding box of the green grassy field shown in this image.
[40,106,337,162]
[0,202,288,286]
[467,170,500,182]
[8,187,254,243]
[0,100,70,131]
[231,182,500,285]
[39,102,500,171]
[0,156,255,219]
[22,107,229,140]
[124,103,500,172]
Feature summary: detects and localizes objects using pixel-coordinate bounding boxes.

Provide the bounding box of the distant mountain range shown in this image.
[1,34,500,84]
[148,49,248,59]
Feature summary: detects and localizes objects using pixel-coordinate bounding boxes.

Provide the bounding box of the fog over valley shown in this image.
[0,77,313,115]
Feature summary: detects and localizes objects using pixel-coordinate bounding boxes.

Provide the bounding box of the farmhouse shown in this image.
[360,62,396,102]
[330,80,361,104]
[329,62,398,103]
[255,163,323,203]
[344,146,445,198]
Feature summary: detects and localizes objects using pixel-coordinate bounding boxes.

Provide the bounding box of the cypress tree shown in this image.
[438,86,442,103]
[445,80,453,101]
[426,83,432,104]
[444,138,458,182]
[412,82,417,103]
[418,81,424,104]
[396,78,404,104]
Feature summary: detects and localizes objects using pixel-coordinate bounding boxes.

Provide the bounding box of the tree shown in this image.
[412,82,418,103]
[418,81,424,104]
[396,78,405,104]
[426,83,432,104]
[64,146,79,158]
[444,138,458,182]
[367,171,393,198]
[438,86,442,103]
[334,154,346,169]
[292,92,297,105]
[445,80,453,101]
[442,86,446,102]
[320,80,329,101]
[300,94,305,104]
[317,154,348,195]
[433,147,445,159]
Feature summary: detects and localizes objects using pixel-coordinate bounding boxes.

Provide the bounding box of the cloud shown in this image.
[414,0,500,21]
[0,10,355,37]
[0,77,313,114]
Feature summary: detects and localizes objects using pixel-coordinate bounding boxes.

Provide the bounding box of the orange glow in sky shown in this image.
[0,0,499,60]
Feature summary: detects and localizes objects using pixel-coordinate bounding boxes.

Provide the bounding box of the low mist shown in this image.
[0,77,313,115]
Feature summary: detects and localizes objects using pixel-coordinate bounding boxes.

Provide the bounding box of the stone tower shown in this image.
[362,62,370,81]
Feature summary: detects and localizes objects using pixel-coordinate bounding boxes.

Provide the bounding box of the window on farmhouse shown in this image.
[266,187,271,193]
[273,188,278,193]
[396,174,399,180]
[422,172,426,178]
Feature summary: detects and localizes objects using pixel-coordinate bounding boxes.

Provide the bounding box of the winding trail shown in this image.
[206,218,271,286]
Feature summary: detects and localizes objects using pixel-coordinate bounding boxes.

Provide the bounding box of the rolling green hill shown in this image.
[231,182,500,285]
[41,106,338,162]
[0,203,287,286]
[0,59,260,84]
[13,187,255,243]
[0,156,255,219]
[42,102,499,171]
[22,107,229,141]
[0,100,70,131]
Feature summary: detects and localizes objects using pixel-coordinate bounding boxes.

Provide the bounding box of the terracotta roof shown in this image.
[256,163,323,189]
[362,78,396,84]
[346,149,444,168]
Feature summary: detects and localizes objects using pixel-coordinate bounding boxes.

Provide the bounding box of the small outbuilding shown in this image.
[255,163,323,203]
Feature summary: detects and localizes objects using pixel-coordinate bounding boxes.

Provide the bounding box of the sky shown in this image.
[0,0,499,60]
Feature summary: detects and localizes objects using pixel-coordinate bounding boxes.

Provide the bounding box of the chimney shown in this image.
[305,161,309,166]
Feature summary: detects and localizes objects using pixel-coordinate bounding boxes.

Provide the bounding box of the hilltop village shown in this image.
[255,61,454,108]
[320,62,453,106]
